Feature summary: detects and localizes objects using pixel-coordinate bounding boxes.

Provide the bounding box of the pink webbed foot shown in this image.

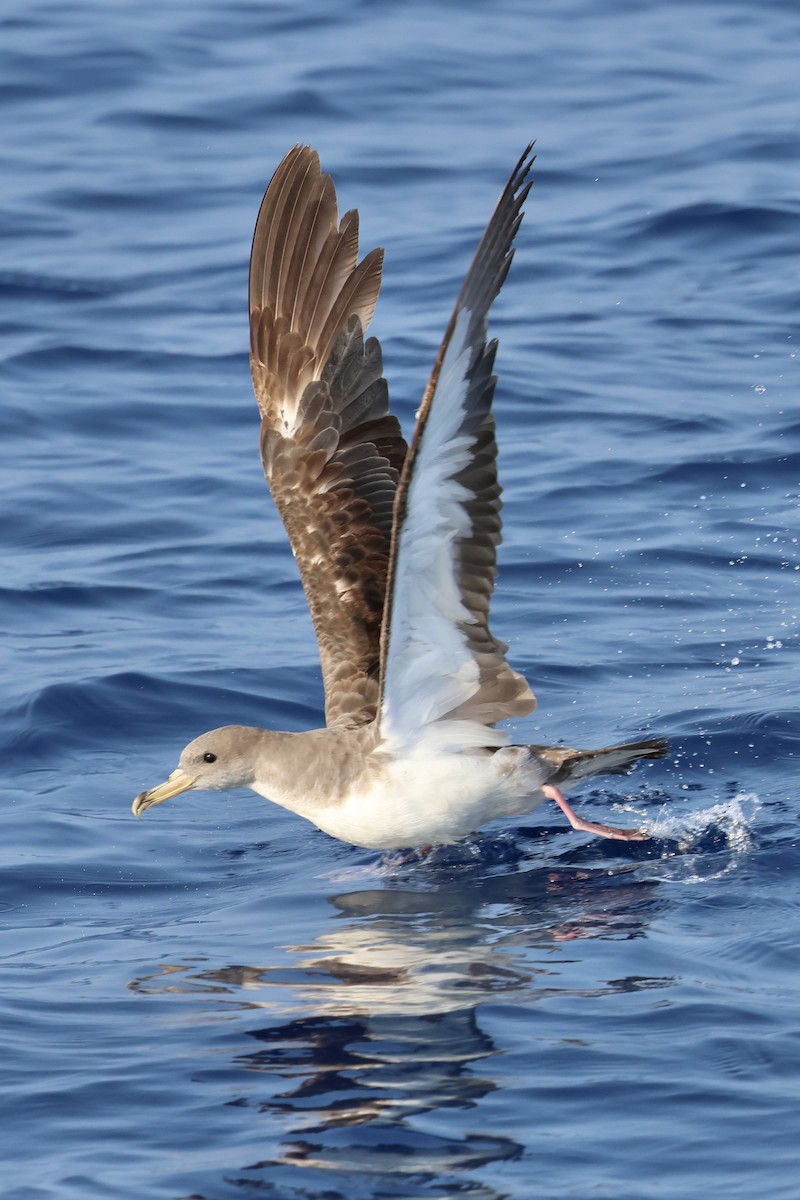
[384,844,435,867]
[542,784,648,843]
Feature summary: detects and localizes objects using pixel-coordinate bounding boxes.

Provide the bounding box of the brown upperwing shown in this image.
[249,147,407,728]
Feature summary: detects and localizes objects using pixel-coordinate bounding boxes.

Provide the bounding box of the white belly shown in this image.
[311,747,548,850]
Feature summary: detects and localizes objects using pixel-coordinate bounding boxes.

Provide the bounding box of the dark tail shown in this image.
[528,737,669,786]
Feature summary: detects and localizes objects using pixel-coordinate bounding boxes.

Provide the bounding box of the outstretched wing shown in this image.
[250,146,407,728]
[378,146,537,753]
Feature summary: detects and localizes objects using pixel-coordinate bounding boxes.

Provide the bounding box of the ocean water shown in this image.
[2,1,799,1197]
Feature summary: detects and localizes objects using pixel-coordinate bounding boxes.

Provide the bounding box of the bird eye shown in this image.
[203,752,217,764]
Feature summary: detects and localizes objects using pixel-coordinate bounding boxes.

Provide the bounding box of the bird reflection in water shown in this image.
[129,857,672,1195]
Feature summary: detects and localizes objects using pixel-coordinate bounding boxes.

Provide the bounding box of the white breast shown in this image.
[311,746,548,850]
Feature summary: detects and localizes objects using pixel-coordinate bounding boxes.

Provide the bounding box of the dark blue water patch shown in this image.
[3,669,321,768]
[0,581,146,619]
[3,43,150,99]
[689,707,800,749]
[5,343,229,379]
[383,830,674,886]
[46,181,233,218]
[0,270,120,299]
[228,86,350,125]
[652,454,800,491]
[635,201,799,246]
[99,106,243,135]
[187,1,345,40]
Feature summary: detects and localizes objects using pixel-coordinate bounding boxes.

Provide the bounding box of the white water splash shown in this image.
[631,792,761,883]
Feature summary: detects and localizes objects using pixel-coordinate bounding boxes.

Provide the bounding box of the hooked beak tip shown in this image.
[131,769,197,818]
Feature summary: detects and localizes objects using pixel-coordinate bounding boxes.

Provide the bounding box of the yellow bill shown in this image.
[132,768,197,817]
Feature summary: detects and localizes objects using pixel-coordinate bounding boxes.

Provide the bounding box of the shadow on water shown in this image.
[127,846,680,1198]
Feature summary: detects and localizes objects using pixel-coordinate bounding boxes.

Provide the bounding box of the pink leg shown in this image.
[542,784,648,842]
[386,844,434,867]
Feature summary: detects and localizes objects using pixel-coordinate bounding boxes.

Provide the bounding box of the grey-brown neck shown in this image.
[200,723,380,818]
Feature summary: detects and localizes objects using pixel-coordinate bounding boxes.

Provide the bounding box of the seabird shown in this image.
[132,144,668,849]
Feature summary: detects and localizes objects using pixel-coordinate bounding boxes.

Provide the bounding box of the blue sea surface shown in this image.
[2,1,799,1197]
